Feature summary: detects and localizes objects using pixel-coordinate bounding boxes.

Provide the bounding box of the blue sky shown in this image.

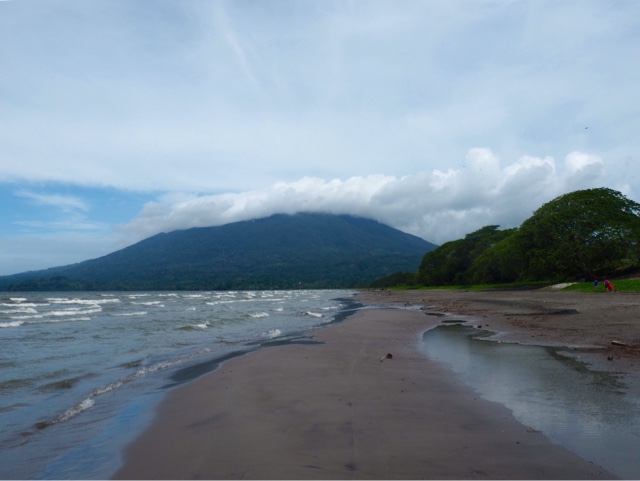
[1,0,639,275]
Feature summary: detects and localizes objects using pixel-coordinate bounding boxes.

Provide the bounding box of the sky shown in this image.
[1,0,639,275]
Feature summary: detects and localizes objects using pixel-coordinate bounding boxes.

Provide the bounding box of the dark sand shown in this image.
[359,288,640,378]
[111,288,640,479]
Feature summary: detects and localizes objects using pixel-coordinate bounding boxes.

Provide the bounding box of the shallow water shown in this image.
[421,322,640,479]
[0,290,355,479]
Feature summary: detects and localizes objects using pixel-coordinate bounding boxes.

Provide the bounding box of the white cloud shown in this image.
[119,148,608,245]
[15,190,90,213]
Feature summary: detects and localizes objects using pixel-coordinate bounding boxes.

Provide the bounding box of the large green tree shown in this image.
[467,232,525,284]
[417,225,515,285]
[514,188,640,280]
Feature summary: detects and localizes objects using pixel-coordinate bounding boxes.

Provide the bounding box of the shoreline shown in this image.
[356,289,640,391]
[113,290,620,479]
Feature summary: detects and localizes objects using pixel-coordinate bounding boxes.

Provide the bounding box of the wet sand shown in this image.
[112,288,634,479]
[359,288,640,380]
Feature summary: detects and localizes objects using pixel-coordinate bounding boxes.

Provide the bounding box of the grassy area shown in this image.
[378,279,640,292]
[380,281,552,291]
[562,278,640,293]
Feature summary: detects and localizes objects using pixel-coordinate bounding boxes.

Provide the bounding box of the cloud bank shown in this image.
[121,148,608,245]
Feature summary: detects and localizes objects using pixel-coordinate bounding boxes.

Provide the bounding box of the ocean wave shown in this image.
[249,312,269,318]
[35,397,96,429]
[10,307,102,320]
[39,376,85,392]
[134,358,183,376]
[33,353,196,429]
[43,317,92,324]
[47,298,119,306]
[92,380,124,396]
[9,314,45,320]
[1,302,41,308]
[49,307,102,317]
[304,311,323,318]
[178,322,210,331]
[0,378,34,393]
[1,307,38,314]
[0,321,26,328]
[112,311,148,317]
[58,397,95,423]
[263,328,282,338]
[132,301,165,307]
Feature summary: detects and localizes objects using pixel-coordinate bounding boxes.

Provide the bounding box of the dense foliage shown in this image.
[515,188,640,280]
[417,225,516,286]
[374,188,640,288]
[0,213,436,291]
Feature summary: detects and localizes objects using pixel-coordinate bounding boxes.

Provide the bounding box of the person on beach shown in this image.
[594,279,599,291]
[604,279,615,292]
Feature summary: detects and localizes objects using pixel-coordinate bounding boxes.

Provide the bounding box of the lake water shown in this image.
[0,290,356,479]
[421,321,640,479]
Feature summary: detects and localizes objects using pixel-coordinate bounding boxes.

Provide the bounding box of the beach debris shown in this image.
[380,353,393,362]
[611,340,627,347]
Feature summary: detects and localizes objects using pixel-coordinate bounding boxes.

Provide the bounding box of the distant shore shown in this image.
[111,288,632,479]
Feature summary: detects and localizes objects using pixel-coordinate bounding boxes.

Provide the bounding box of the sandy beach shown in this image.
[112,288,640,479]
[359,288,640,378]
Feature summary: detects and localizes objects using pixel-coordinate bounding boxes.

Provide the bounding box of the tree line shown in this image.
[371,188,640,288]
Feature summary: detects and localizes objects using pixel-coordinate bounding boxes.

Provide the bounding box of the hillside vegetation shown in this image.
[372,188,640,288]
[0,213,436,291]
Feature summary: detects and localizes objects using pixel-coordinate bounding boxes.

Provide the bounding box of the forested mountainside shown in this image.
[0,213,436,291]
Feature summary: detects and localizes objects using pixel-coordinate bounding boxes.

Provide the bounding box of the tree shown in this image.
[515,188,640,280]
[467,231,524,284]
[418,225,515,285]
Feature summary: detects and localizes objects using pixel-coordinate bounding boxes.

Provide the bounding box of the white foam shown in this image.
[47,298,116,305]
[44,317,90,324]
[1,307,38,314]
[92,380,124,396]
[133,301,165,306]
[0,321,24,328]
[113,311,148,317]
[47,307,102,317]
[249,312,269,318]
[1,302,39,308]
[264,328,282,338]
[135,359,182,376]
[58,397,95,423]
[305,311,323,318]
[10,314,45,320]
[9,297,27,302]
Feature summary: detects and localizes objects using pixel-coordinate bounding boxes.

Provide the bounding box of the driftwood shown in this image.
[611,340,627,347]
